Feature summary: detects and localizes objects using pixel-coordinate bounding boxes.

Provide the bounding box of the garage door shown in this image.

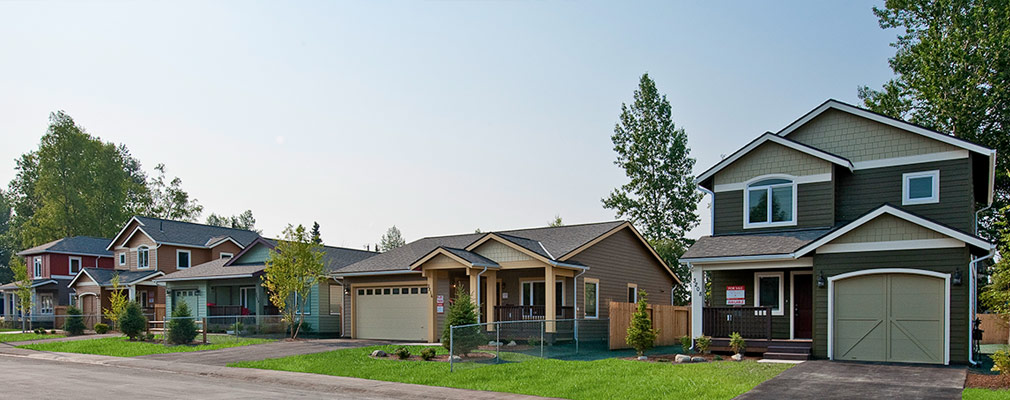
[832,273,945,364]
[355,286,428,341]
[173,289,199,314]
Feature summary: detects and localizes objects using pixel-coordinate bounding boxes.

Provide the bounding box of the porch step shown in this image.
[766,345,811,354]
[763,352,810,361]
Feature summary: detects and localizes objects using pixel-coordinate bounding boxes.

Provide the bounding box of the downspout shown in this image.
[475,264,488,320]
[969,204,995,366]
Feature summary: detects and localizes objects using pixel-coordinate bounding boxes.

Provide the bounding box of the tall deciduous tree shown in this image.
[379,226,405,252]
[858,0,1010,241]
[205,210,258,232]
[10,256,33,331]
[603,74,701,304]
[0,191,14,284]
[262,224,326,339]
[145,163,202,222]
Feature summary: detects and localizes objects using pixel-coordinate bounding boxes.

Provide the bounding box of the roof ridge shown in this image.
[417,220,625,240]
[135,215,259,233]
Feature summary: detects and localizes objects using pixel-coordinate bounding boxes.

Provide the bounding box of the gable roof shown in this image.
[409,247,500,270]
[157,240,378,281]
[68,268,164,288]
[17,236,113,257]
[108,216,261,250]
[0,279,59,291]
[695,132,853,185]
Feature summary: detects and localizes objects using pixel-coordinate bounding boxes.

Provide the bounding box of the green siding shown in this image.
[835,158,974,232]
[714,181,834,235]
[232,243,271,265]
[165,281,211,319]
[812,248,970,363]
[709,269,794,339]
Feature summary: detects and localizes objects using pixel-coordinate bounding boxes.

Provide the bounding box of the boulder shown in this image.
[674,354,692,363]
[488,341,503,346]
[370,350,388,357]
[691,356,707,363]
[449,355,462,362]
[731,353,744,361]
[637,355,648,361]
[506,341,517,347]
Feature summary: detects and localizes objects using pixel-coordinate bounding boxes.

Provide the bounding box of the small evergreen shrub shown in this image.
[626,290,657,357]
[992,349,1010,375]
[695,336,712,354]
[94,323,109,334]
[420,347,437,361]
[679,336,693,353]
[528,336,544,347]
[167,302,198,345]
[441,287,483,356]
[729,332,746,355]
[714,355,723,361]
[49,330,57,335]
[119,301,147,340]
[394,347,411,360]
[146,333,155,341]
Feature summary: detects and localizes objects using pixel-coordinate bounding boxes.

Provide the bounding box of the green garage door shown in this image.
[173,289,200,315]
[833,273,945,364]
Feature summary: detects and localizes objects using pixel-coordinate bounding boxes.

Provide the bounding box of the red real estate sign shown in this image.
[726,285,746,305]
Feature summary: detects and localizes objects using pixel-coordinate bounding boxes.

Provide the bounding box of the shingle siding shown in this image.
[714,142,832,186]
[788,109,959,162]
[714,181,834,235]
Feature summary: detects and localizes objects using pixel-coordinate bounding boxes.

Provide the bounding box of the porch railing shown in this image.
[495,305,574,321]
[209,305,248,316]
[702,306,772,339]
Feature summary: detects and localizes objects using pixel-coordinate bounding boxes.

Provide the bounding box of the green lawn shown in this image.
[231,345,791,400]
[963,388,1010,399]
[18,334,273,357]
[0,332,66,342]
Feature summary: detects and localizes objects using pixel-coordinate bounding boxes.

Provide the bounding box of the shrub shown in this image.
[714,355,723,361]
[288,320,312,336]
[119,301,147,340]
[679,336,693,353]
[695,336,712,354]
[441,287,483,356]
[528,336,543,347]
[230,321,245,335]
[94,323,109,334]
[729,332,746,355]
[146,333,155,341]
[49,330,57,335]
[167,302,198,345]
[394,347,411,360]
[420,347,437,361]
[992,349,1010,375]
[626,290,657,357]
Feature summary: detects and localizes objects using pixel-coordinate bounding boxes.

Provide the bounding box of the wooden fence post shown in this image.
[202,317,207,344]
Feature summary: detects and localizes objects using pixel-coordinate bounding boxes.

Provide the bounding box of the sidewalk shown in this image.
[0,345,554,400]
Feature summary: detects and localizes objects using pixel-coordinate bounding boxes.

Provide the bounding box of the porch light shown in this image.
[194,289,201,295]
[953,268,963,286]
[344,288,350,296]
[817,272,826,288]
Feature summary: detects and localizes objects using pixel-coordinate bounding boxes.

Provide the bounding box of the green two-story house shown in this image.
[681,99,996,365]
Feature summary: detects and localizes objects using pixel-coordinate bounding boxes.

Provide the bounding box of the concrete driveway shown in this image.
[136,338,386,365]
[737,360,966,400]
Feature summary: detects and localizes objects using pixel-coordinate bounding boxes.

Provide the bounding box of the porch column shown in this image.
[426,270,438,343]
[255,283,265,326]
[469,268,480,309]
[485,270,497,331]
[128,285,136,302]
[690,264,703,339]
[545,265,556,333]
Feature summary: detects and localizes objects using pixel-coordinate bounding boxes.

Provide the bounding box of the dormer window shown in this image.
[138,246,150,269]
[745,177,796,228]
[903,170,939,205]
[33,257,42,277]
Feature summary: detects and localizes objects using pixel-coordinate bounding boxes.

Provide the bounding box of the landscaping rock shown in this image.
[449,355,462,362]
[674,354,692,363]
[731,353,743,361]
[370,350,387,357]
[691,356,707,363]
[506,341,517,347]
[637,355,648,361]
[488,341,503,346]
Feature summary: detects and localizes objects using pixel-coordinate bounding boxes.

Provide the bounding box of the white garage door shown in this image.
[355,286,428,341]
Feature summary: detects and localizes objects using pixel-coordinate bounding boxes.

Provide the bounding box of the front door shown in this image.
[793,273,813,339]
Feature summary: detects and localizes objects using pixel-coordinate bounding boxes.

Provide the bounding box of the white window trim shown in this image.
[754,272,785,316]
[328,284,341,316]
[902,170,940,205]
[118,253,126,266]
[33,257,42,277]
[519,279,566,306]
[220,252,233,259]
[627,283,638,303]
[38,293,54,315]
[743,175,798,229]
[68,257,82,275]
[138,246,150,269]
[295,292,311,315]
[176,249,191,269]
[584,278,599,319]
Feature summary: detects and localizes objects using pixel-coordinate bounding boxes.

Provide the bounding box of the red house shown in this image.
[1,236,114,319]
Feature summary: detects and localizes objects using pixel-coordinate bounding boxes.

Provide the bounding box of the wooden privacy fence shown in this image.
[609,302,690,350]
[978,314,1010,344]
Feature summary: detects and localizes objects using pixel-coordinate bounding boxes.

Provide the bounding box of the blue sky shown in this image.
[0,1,897,247]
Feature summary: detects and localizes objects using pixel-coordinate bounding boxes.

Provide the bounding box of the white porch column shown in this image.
[128,285,136,302]
[545,265,556,333]
[690,264,704,339]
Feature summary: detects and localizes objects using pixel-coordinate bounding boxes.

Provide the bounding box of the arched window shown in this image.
[745,177,796,228]
[138,246,150,269]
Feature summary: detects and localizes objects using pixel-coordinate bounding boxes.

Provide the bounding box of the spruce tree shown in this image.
[441,287,483,356]
[167,302,198,344]
[626,290,657,357]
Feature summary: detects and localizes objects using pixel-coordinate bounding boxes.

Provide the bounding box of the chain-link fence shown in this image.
[0,313,157,331]
[449,318,609,371]
[197,315,290,339]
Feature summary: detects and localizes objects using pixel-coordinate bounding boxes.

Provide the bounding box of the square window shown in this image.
[411,288,419,294]
[401,287,408,294]
[383,288,391,295]
[420,287,428,294]
[392,288,400,295]
[903,170,940,205]
[358,289,364,295]
[366,289,373,295]
[69,258,81,274]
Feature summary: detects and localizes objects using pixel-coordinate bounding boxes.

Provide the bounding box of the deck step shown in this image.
[763,352,810,361]
[766,345,811,354]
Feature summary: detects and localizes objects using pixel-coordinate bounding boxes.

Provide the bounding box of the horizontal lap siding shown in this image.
[709,270,792,339]
[568,228,676,321]
[714,182,834,235]
[812,248,970,363]
[835,159,974,232]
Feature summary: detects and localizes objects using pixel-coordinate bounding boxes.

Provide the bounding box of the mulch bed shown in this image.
[371,352,497,363]
[966,372,1010,390]
[625,353,761,363]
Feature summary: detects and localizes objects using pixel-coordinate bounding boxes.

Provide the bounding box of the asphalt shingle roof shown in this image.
[127,216,261,248]
[0,278,59,290]
[78,268,162,286]
[18,236,113,257]
[680,229,833,260]
[337,221,625,274]
[156,242,378,281]
[439,247,500,267]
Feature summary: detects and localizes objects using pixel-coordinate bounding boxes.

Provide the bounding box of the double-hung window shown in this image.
[118,253,126,266]
[176,250,191,269]
[584,279,599,319]
[745,178,796,228]
[903,170,940,205]
[33,257,42,277]
[138,246,150,269]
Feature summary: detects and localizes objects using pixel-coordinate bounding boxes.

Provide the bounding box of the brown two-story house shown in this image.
[67,216,261,323]
[681,100,996,365]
